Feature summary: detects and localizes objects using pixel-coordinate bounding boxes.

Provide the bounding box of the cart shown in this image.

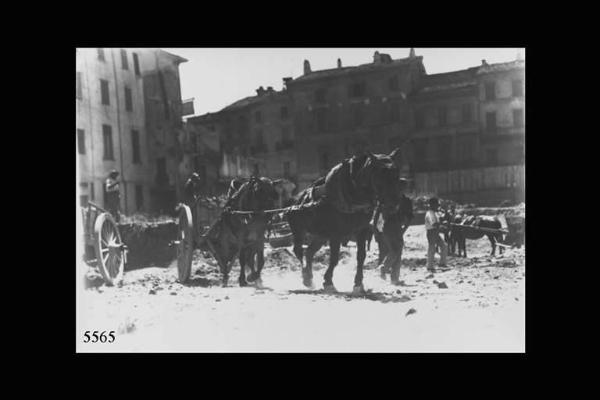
[81,201,127,286]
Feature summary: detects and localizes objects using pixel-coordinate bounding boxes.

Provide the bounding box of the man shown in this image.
[105,170,121,222]
[183,172,203,207]
[370,179,413,285]
[425,197,448,273]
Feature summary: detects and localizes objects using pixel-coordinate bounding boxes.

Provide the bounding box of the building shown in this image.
[76,48,188,214]
[410,57,525,205]
[139,49,188,213]
[76,48,149,213]
[187,84,297,190]
[286,51,424,189]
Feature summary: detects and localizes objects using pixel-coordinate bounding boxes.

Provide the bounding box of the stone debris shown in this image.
[437,282,448,289]
[405,308,417,316]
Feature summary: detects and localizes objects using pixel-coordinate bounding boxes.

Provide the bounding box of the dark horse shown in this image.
[285,149,404,294]
[450,215,506,257]
[207,176,280,287]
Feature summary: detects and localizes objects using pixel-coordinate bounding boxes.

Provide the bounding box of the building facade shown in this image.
[76,48,187,214]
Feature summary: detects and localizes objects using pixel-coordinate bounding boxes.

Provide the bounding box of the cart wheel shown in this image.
[93,213,125,286]
[176,204,194,283]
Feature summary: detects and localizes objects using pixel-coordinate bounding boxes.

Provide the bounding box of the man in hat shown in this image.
[370,178,413,285]
[425,197,447,272]
[105,170,121,222]
[183,172,203,207]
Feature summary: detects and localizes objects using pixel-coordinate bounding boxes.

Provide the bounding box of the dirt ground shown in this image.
[76,225,525,352]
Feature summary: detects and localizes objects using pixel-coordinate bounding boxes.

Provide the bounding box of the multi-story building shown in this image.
[188,84,297,189]
[410,57,524,204]
[76,48,187,214]
[76,48,149,213]
[286,51,425,189]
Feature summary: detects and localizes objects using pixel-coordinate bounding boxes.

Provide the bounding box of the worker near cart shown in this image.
[425,197,448,273]
[183,172,203,207]
[105,170,121,222]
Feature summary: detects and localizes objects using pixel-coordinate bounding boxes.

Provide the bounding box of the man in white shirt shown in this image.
[424,197,447,272]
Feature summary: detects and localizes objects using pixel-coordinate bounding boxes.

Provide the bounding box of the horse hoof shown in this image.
[247,272,258,282]
[255,278,264,289]
[352,285,366,295]
[239,280,248,287]
[323,284,338,293]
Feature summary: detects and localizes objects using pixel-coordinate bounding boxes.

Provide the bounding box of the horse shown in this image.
[285,148,404,294]
[451,215,506,257]
[206,176,280,287]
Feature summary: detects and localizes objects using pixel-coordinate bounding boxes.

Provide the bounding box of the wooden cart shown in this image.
[81,201,127,286]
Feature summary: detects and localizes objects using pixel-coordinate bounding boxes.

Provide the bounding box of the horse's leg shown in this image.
[303,237,324,288]
[238,246,248,287]
[489,234,496,256]
[254,241,265,288]
[323,238,340,292]
[353,230,368,294]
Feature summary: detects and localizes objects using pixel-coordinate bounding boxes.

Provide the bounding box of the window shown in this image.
[485,81,496,101]
[352,104,363,128]
[486,111,497,133]
[102,125,114,160]
[97,48,105,61]
[438,106,447,126]
[512,79,523,97]
[462,103,472,123]
[80,195,89,207]
[389,99,401,123]
[100,79,110,105]
[76,72,83,99]
[281,126,291,142]
[487,149,498,165]
[315,108,328,133]
[315,88,327,103]
[131,129,141,164]
[437,136,452,166]
[77,129,85,154]
[348,82,366,98]
[415,109,425,130]
[283,161,291,177]
[120,49,129,70]
[133,53,141,76]
[255,129,264,146]
[255,110,262,123]
[389,75,399,91]
[135,185,144,211]
[124,86,133,111]
[513,109,524,127]
[280,106,288,119]
[156,158,168,184]
[90,182,95,201]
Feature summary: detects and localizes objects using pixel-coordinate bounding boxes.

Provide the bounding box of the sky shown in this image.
[164,48,525,116]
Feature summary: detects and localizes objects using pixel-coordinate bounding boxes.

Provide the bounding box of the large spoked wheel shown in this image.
[93,213,125,286]
[176,204,194,283]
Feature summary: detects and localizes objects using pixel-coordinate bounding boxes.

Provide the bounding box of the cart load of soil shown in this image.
[118,219,177,270]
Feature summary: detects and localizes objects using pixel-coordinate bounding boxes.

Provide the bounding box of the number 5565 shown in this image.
[83,331,115,343]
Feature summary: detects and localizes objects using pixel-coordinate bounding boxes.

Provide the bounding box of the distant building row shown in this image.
[187,49,524,206]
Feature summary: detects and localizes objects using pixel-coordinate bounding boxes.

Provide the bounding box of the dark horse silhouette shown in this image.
[450,215,506,257]
[285,149,404,294]
[205,176,281,286]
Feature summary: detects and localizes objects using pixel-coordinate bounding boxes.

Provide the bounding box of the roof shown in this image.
[416,59,525,94]
[156,49,188,64]
[219,90,287,112]
[289,56,424,85]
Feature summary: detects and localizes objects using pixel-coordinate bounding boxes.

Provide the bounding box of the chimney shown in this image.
[303,60,311,74]
[373,51,381,63]
[256,86,265,96]
[409,48,416,58]
[481,59,488,66]
[266,86,274,93]
[283,77,292,89]
[380,53,392,63]
[337,58,342,68]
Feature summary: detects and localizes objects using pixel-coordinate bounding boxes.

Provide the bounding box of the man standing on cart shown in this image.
[105,170,121,222]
